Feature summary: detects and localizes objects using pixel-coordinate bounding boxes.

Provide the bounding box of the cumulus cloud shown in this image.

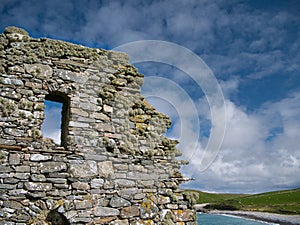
[182,91,300,193]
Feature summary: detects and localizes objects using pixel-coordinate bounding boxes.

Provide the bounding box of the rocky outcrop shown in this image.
[0,26,196,224]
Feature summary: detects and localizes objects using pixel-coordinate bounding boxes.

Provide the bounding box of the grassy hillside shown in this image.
[188,188,300,215]
[196,191,248,204]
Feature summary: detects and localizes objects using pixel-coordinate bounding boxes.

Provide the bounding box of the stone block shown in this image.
[103,104,113,113]
[111,219,129,225]
[118,188,139,200]
[30,154,52,161]
[9,153,20,165]
[72,181,90,190]
[94,207,120,217]
[30,174,46,182]
[158,196,171,205]
[0,165,13,173]
[48,189,71,197]
[91,178,104,188]
[98,161,114,178]
[74,200,93,209]
[96,123,115,132]
[120,206,139,218]
[24,63,53,79]
[115,179,135,188]
[24,182,52,191]
[173,209,195,222]
[46,178,67,184]
[69,160,98,178]
[15,166,30,172]
[140,199,159,219]
[0,184,16,189]
[39,162,66,173]
[109,196,131,208]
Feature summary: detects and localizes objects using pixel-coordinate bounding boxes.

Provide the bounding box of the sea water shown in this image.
[197,213,278,225]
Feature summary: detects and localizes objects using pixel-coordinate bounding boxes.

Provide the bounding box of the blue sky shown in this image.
[1,0,300,193]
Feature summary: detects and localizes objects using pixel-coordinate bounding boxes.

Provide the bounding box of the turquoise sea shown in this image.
[197,213,278,225]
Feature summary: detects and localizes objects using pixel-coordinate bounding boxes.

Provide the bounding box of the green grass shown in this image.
[188,188,300,215]
[195,191,248,204]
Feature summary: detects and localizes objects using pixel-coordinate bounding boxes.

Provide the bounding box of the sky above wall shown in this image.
[1,0,300,193]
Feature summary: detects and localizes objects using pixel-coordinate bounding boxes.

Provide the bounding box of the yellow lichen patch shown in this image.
[93,216,117,224]
[135,219,155,225]
[28,210,49,225]
[173,210,183,221]
[130,114,151,123]
[176,222,185,225]
[141,201,151,210]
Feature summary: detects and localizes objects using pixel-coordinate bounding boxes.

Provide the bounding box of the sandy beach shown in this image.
[194,204,300,225]
[208,210,300,225]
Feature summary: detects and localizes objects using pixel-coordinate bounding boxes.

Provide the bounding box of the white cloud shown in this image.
[182,91,300,193]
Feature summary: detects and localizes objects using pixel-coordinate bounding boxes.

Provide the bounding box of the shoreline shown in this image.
[202,210,300,225]
[194,204,300,225]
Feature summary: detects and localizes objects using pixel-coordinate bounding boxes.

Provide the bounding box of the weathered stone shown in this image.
[103,104,113,113]
[0,184,16,189]
[70,160,98,178]
[118,188,139,200]
[24,182,52,191]
[90,112,110,121]
[140,199,159,219]
[96,123,115,132]
[39,162,66,173]
[115,179,135,188]
[111,219,129,225]
[158,196,171,205]
[3,177,18,184]
[91,178,104,188]
[8,188,27,196]
[15,166,30,172]
[94,207,120,217]
[25,63,53,79]
[2,77,24,86]
[120,206,140,218]
[30,154,52,161]
[109,196,131,208]
[14,172,30,179]
[55,69,87,83]
[46,178,67,184]
[30,174,46,182]
[48,189,71,197]
[93,217,117,224]
[74,200,93,209]
[71,108,88,117]
[173,209,195,222]
[84,154,107,161]
[98,161,114,178]
[9,153,20,165]
[134,193,145,200]
[72,181,90,190]
[0,165,13,173]
[166,204,178,209]
[69,121,89,128]
[8,65,25,74]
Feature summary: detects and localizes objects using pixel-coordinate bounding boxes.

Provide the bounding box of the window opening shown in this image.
[42,92,70,148]
[42,100,62,144]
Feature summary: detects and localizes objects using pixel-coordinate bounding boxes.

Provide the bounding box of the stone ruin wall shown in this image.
[0,27,197,225]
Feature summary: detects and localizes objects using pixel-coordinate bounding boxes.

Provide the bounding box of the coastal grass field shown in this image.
[190,188,300,215]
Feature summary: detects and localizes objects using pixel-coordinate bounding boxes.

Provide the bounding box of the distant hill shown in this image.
[186,188,300,215]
